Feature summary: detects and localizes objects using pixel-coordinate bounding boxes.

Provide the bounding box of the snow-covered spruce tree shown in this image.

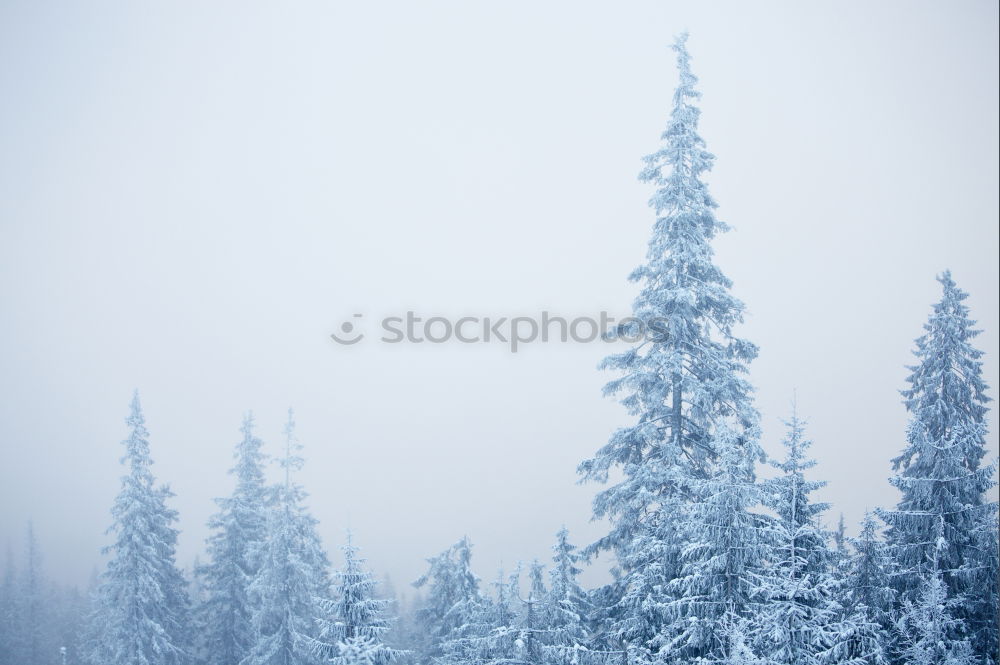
[878,272,998,661]
[832,515,847,558]
[20,522,55,665]
[411,537,485,664]
[313,535,405,665]
[894,526,975,665]
[831,514,850,577]
[753,411,840,665]
[459,565,528,665]
[518,569,545,665]
[197,413,270,665]
[517,562,548,665]
[84,392,191,665]
[654,423,772,662]
[820,512,895,665]
[538,528,590,664]
[577,32,759,660]
[850,518,893,604]
[242,409,331,665]
[529,559,547,615]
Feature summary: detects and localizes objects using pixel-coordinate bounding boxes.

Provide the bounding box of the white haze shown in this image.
[0,0,997,595]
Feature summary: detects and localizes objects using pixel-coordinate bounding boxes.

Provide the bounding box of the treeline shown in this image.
[1,32,997,665]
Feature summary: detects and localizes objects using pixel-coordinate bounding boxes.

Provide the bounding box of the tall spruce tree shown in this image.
[879,272,998,661]
[577,32,760,660]
[242,409,330,665]
[753,412,839,665]
[314,535,404,664]
[197,413,269,665]
[84,392,191,665]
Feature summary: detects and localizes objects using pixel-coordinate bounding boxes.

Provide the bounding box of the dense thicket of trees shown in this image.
[1,34,995,665]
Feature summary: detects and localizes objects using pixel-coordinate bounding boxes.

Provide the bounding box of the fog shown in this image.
[0,0,997,595]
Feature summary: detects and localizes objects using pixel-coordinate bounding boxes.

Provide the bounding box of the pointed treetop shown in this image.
[774,402,818,474]
[898,270,991,465]
[342,529,359,559]
[231,410,267,483]
[555,524,571,547]
[279,407,304,484]
[671,32,699,99]
[833,513,848,554]
[121,390,153,469]
[127,389,144,427]
[240,410,255,435]
[930,269,976,328]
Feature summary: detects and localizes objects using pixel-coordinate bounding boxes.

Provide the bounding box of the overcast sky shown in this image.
[1,0,997,594]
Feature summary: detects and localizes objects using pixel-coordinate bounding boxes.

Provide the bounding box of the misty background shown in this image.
[0,0,997,597]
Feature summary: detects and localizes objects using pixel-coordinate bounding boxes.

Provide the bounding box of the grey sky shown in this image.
[1,0,997,594]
